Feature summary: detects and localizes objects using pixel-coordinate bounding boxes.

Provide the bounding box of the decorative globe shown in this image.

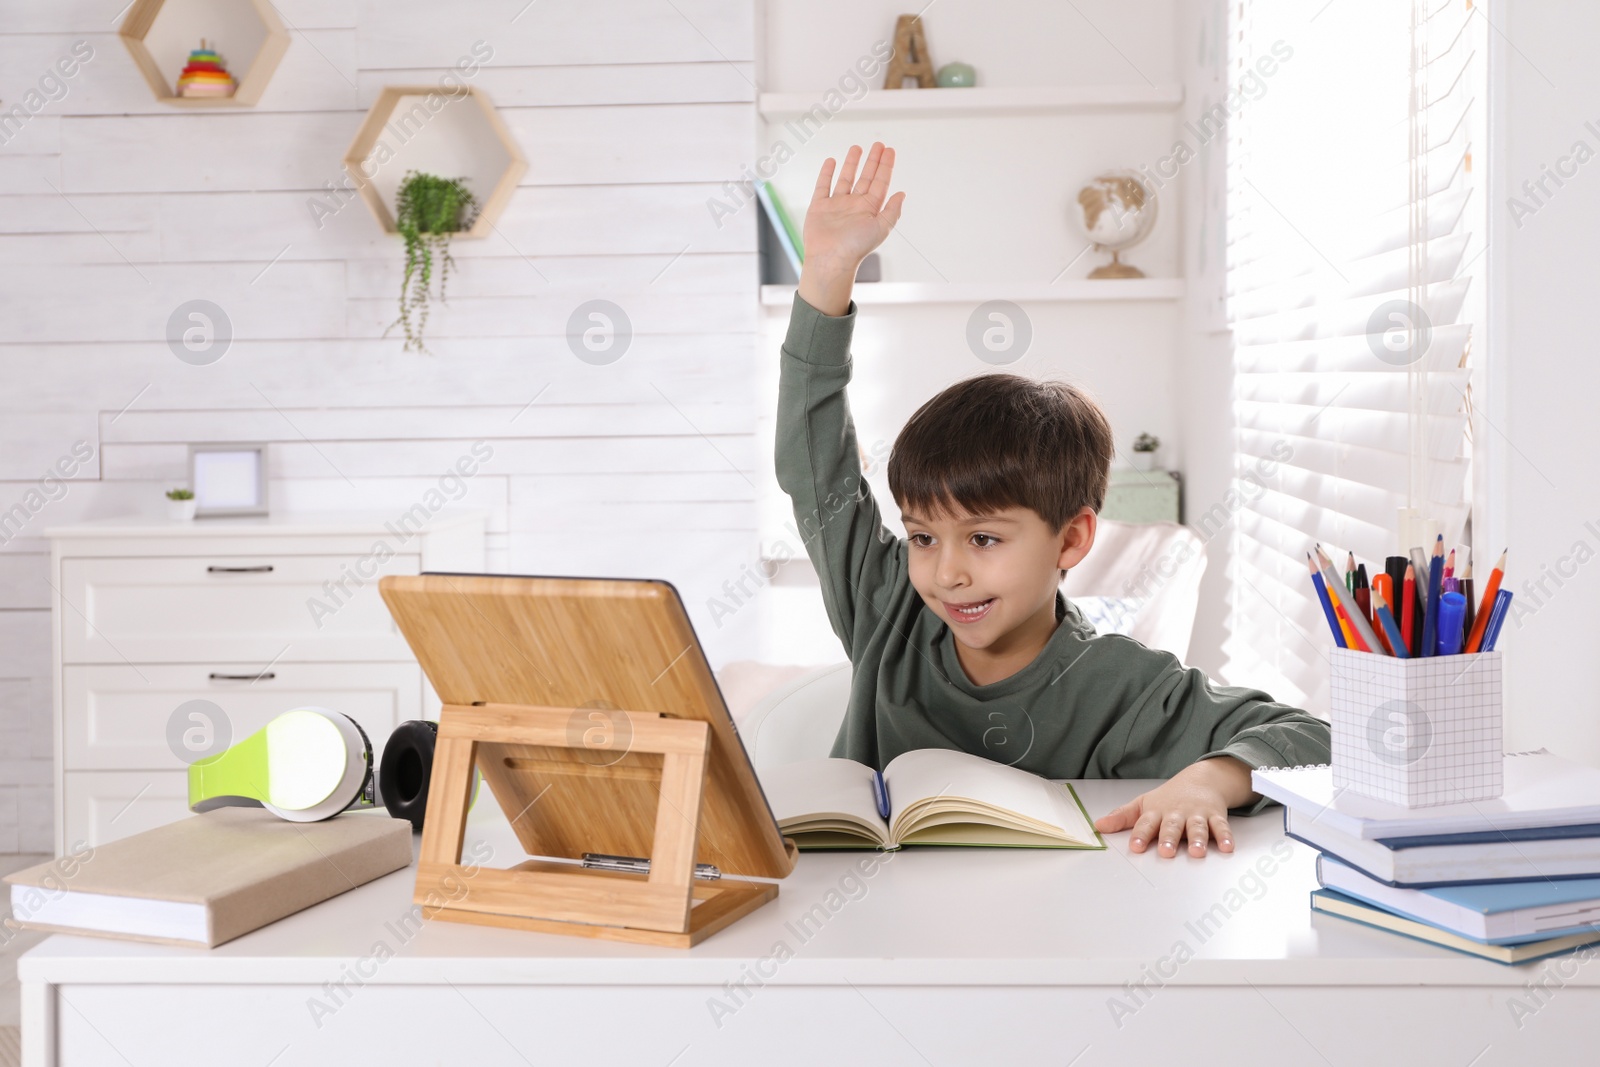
[1072,171,1158,278]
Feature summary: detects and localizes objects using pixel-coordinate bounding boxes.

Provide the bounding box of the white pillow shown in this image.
[1071,595,1147,636]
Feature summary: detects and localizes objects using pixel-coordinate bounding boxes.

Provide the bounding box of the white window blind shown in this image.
[1222,0,1484,710]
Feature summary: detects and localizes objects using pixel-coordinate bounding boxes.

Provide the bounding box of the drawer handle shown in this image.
[207,565,275,573]
[209,671,276,681]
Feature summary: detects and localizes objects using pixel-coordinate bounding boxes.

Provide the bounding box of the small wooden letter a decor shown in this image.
[883,15,936,89]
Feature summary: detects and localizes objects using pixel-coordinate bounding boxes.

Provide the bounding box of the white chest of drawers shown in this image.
[42,511,488,854]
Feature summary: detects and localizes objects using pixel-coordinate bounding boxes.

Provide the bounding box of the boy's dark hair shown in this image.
[887,373,1115,581]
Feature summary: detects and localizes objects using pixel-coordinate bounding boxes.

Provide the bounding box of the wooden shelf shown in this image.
[758,83,1183,120]
[760,280,1185,306]
[119,0,289,108]
[342,86,528,240]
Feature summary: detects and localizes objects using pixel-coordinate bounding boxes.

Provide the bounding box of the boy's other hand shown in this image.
[1092,756,1257,859]
[797,141,906,316]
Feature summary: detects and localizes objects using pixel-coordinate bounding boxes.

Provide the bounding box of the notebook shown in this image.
[1252,748,1600,840]
[1285,807,1600,887]
[759,748,1105,851]
[1310,888,1600,965]
[4,808,414,948]
[1317,854,1600,943]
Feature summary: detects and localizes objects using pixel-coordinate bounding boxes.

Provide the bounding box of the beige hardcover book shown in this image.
[760,749,1107,851]
[4,808,415,948]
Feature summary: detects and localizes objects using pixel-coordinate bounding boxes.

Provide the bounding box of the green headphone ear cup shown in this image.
[379,719,481,831]
[189,706,372,823]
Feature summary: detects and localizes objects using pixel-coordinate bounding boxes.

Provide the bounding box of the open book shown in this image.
[759,748,1105,850]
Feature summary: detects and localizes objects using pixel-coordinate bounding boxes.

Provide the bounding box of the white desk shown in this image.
[19,779,1600,1066]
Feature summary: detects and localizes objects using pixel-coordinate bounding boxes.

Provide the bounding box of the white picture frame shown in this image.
[188,443,269,517]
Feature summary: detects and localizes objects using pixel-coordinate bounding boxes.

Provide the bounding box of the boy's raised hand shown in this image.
[797,141,906,316]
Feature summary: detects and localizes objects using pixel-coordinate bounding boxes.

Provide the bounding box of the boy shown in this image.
[775,142,1331,860]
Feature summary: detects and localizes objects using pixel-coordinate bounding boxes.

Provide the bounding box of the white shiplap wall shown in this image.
[0,0,763,851]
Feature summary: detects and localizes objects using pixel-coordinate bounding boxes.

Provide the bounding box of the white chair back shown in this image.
[1061,517,1207,662]
[741,520,1208,769]
[738,660,852,772]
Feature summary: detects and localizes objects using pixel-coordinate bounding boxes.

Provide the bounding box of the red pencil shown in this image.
[1444,548,1456,580]
[1401,562,1417,654]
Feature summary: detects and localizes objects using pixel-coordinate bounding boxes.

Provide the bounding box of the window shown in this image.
[1223,0,1485,710]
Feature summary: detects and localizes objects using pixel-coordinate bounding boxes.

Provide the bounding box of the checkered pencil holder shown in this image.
[1329,647,1504,807]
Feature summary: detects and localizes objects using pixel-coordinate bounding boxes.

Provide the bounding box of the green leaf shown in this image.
[386,171,481,354]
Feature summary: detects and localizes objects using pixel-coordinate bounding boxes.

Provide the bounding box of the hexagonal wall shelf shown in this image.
[342,86,528,240]
[119,0,289,107]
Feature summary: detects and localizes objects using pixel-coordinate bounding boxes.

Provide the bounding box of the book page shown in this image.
[883,748,1097,843]
[10,885,208,944]
[896,821,1095,848]
[759,758,889,843]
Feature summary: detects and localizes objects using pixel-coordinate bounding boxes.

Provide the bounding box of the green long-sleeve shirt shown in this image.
[774,292,1330,817]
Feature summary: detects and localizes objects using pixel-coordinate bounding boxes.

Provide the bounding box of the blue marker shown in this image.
[1434,591,1467,656]
[873,768,890,820]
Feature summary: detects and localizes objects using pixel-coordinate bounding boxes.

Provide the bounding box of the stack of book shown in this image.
[1254,748,1600,965]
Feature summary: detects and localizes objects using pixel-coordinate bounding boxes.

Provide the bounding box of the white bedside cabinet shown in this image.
[42,511,488,855]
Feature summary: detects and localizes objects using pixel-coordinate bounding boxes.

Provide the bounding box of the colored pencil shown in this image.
[1316,545,1380,653]
[1416,543,1432,654]
[1444,548,1456,580]
[1322,567,1366,652]
[1407,545,1429,655]
[1401,562,1417,654]
[1420,534,1445,657]
[1346,551,1356,594]
[1373,589,1410,658]
[1464,549,1507,654]
[1330,586,1371,652]
[1309,554,1346,648]
[1407,546,1428,586]
[1318,554,1368,652]
[1461,560,1476,637]
[1356,563,1371,636]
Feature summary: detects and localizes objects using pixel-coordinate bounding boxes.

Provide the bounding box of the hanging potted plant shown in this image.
[385,170,480,354]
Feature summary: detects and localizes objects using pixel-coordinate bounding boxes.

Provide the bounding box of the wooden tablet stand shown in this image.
[414,701,785,947]
[380,573,798,949]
